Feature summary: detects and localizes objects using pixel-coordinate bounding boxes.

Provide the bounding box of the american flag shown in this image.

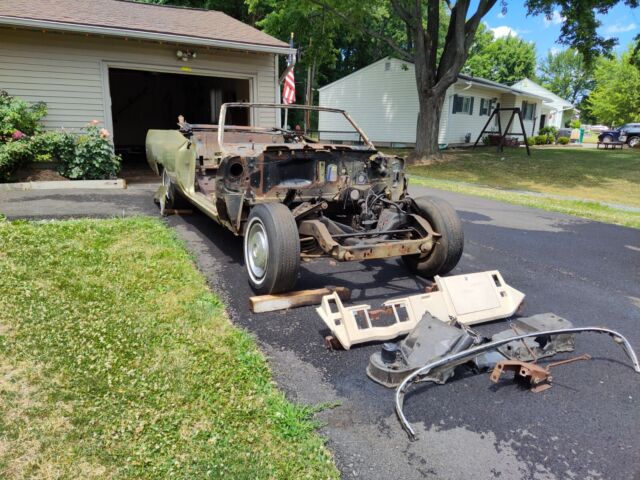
[282,33,296,104]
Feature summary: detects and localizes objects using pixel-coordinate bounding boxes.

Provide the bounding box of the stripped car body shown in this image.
[146,103,463,293]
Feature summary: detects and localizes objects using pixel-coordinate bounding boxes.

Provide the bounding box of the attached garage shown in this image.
[0,0,292,169]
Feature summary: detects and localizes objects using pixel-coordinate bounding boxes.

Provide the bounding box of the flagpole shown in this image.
[283,32,294,129]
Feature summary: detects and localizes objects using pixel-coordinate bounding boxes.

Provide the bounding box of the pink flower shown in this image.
[99,128,110,138]
[90,119,100,125]
[11,130,25,140]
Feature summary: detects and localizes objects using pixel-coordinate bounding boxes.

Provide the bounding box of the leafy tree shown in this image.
[306,1,639,161]
[538,49,593,104]
[136,0,638,159]
[463,34,537,85]
[588,49,640,126]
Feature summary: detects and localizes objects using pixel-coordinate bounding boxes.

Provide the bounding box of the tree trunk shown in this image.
[411,86,446,164]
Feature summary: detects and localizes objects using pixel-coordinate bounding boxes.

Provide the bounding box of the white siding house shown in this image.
[511,78,576,129]
[319,58,549,147]
[0,0,294,164]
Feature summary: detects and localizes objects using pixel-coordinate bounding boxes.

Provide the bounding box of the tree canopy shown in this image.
[463,33,537,85]
[588,48,640,126]
[538,48,594,104]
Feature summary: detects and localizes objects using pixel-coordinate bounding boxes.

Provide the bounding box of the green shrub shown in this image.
[539,126,558,138]
[532,135,548,145]
[0,90,47,139]
[29,130,75,163]
[557,136,570,145]
[58,123,121,180]
[0,139,31,181]
[569,119,581,129]
[526,137,535,146]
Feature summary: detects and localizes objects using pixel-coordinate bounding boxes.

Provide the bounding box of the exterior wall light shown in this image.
[176,49,197,62]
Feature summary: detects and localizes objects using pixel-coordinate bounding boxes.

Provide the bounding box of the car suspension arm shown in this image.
[395,327,640,441]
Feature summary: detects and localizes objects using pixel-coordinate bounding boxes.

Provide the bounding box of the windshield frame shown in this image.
[217,102,375,152]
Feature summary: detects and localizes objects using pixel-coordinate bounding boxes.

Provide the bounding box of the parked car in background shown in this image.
[598,123,640,147]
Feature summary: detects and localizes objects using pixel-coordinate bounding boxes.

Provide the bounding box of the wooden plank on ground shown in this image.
[250,286,351,313]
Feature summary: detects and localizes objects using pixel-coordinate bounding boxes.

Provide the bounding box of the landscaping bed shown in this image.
[0,217,338,479]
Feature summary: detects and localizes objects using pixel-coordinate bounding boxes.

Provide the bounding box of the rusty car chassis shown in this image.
[146,103,463,293]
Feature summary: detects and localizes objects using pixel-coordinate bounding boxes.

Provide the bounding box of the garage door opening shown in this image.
[108,68,250,177]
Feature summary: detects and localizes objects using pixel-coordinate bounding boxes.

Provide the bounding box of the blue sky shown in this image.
[480,2,640,59]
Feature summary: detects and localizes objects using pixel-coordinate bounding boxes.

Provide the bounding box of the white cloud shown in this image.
[491,26,518,38]
[544,10,565,27]
[550,47,560,55]
[604,22,637,34]
[497,11,506,19]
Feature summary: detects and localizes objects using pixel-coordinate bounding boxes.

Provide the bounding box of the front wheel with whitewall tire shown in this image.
[243,203,300,294]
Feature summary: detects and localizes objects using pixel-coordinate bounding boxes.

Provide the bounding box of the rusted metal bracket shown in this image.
[396,327,640,441]
[490,354,592,393]
[491,360,552,390]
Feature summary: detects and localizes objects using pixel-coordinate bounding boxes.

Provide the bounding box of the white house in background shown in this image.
[318,57,553,147]
[511,78,577,129]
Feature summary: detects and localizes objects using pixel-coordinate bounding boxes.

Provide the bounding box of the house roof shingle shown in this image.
[0,0,290,54]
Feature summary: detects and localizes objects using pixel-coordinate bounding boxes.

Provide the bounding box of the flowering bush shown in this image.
[57,123,121,180]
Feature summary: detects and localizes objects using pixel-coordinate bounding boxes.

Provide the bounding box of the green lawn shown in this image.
[386,146,640,228]
[0,217,338,479]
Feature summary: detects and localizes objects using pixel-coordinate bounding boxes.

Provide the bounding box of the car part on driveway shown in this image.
[316,270,524,350]
[490,353,592,393]
[367,313,572,388]
[249,286,350,313]
[395,326,640,440]
[146,103,464,294]
[367,314,480,387]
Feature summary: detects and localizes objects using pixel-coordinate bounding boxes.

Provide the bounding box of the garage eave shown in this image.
[0,16,296,56]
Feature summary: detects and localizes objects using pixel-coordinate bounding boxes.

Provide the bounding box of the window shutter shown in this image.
[452,94,460,114]
[469,97,474,115]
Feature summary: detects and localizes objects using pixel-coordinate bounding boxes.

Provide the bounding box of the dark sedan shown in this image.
[598,123,640,147]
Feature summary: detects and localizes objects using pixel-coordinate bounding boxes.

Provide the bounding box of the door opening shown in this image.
[108,68,250,177]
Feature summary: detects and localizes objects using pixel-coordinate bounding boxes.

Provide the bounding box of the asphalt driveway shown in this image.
[1,183,638,480]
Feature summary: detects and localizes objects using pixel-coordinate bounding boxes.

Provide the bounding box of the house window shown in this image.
[452,94,474,115]
[384,62,391,71]
[521,101,536,120]
[480,98,495,116]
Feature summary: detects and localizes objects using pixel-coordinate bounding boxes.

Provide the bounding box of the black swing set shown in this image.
[472,103,531,156]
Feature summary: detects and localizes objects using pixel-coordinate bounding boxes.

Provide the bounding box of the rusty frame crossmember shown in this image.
[490,354,592,393]
[298,214,434,262]
[395,327,640,441]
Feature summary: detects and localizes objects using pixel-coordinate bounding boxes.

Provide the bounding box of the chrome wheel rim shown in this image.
[603,136,612,143]
[245,218,269,284]
[629,137,639,148]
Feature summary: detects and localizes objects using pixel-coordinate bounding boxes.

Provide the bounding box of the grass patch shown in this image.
[409,176,640,228]
[0,217,338,479]
[378,146,640,228]
[405,146,640,208]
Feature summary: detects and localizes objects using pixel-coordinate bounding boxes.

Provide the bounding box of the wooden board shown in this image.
[250,287,351,313]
